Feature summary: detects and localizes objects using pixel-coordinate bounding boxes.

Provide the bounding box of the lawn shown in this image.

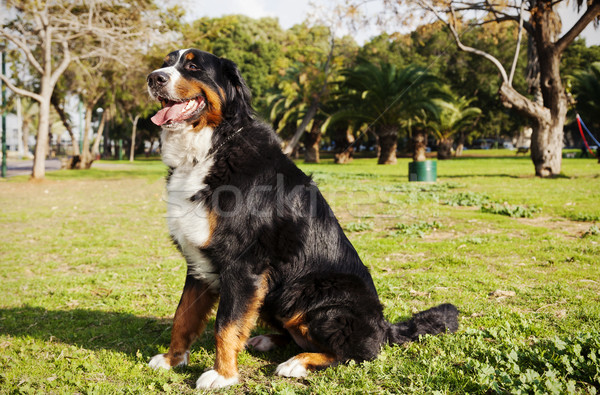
[1,156,599,394]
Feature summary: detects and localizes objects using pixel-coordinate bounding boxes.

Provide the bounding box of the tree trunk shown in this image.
[526,3,566,176]
[79,104,94,169]
[455,132,465,157]
[334,126,355,164]
[22,122,31,158]
[437,138,454,160]
[499,77,561,177]
[303,127,321,163]
[412,130,427,162]
[282,37,335,156]
[91,108,107,158]
[32,98,51,180]
[377,125,398,164]
[129,114,141,162]
[51,95,80,156]
[146,138,155,157]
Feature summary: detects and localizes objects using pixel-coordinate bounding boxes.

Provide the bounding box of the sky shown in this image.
[187,0,600,46]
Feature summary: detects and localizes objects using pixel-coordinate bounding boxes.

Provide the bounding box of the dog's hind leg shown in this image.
[149,275,217,370]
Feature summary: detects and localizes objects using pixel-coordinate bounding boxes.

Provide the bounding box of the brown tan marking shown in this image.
[185,52,195,60]
[173,80,223,130]
[164,281,217,366]
[293,352,337,371]
[200,210,218,249]
[214,274,269,378]
[283,313,318,351]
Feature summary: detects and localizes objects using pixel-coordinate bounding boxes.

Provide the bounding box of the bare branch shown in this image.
[0,29,45,75]
[555,0,600,54]
[50,40,72,87]
[508,0,526,85]
[0,73,44,103]
[476,17,534,35]
[417,0,509,83]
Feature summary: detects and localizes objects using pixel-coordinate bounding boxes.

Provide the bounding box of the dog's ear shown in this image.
[221,58,253,120]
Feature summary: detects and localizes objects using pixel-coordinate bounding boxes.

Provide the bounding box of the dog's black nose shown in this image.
[147,71,169,88]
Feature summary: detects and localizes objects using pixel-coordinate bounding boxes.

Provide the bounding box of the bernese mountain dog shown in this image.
[146,49,459,389]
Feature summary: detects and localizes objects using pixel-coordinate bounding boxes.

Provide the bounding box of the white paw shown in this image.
[196,369,239,389]
[247,335,277,352]
[148,351,188,370]
[275,356,308,378]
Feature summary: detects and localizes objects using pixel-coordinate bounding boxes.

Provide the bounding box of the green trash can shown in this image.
[408,160,437,182]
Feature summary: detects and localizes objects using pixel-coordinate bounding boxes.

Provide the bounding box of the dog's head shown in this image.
[147,49,252,131]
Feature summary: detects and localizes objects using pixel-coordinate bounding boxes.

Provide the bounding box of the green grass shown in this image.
[1,155,599,393]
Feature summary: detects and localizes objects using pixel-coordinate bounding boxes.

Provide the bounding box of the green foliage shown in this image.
[181,15,288,115]
[571,62,600,133]
[582,225,600,237]
[326,60,446,133]
[360,22,530,143]
[424,95,482,142]
[392,221,442,237]
[444,191,542,218]
[562,38,600,76]
[459,326,600,394]
[444,191,491,207]
[481,202,541,218]
[567,212,600,222]
[344,221,375,232]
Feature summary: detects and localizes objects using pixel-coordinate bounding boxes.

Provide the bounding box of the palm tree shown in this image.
[324,60,444,164]
[267,67,328,163]
[422,96,481,160]
[267,87,321,163]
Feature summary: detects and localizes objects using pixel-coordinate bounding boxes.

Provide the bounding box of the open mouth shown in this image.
[151,96,206,126]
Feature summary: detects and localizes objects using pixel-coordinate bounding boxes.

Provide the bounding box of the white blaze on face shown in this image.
[147,49,191,101]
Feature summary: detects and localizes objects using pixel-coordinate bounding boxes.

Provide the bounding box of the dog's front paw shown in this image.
[275,356,308,378]
[148,351,189,370]
[246,335,277,352]
[196,369,239,389]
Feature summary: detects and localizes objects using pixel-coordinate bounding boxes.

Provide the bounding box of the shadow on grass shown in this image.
[440,173,525,179]
[0,306,296,368]
[45,168,167,181]
[0,306,213,356]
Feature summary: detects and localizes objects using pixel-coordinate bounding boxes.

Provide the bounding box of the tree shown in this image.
[360,23,530,150]
[422,96,482,159]
[0,0,157,180]
[355,0,600,176]
[182,15,288,117]
[326,60,444,164]
[561,38,600,74]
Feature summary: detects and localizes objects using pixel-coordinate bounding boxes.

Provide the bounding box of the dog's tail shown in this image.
[386,303,459,345]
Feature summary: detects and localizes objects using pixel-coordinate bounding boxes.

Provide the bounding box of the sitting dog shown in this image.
[146,49,458,389]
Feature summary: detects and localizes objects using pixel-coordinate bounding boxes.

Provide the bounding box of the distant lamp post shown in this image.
[1,47,7,178]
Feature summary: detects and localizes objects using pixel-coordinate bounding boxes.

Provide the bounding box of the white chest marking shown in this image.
[162,125,220,290]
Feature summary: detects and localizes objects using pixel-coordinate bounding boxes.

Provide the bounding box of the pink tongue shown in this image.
[151,101,190,126]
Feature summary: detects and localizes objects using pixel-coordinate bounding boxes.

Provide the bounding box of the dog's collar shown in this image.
[207,127,244,157]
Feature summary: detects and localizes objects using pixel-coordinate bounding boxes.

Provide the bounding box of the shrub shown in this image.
[392,221,441,237]
[481,202,541,218]
[344,221,374,232]
[444,191,491,207]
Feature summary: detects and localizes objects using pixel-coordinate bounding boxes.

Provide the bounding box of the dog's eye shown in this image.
[185,63,199,71]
